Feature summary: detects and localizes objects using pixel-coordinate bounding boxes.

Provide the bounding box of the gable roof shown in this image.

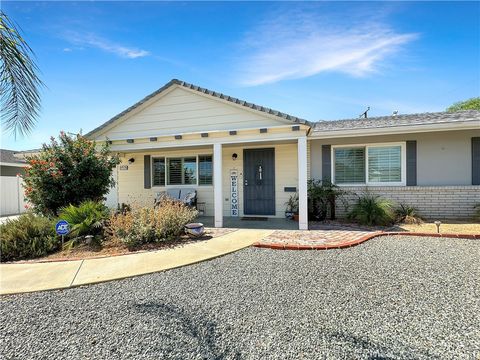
[0,149,26,165]
[313,110,480,132]
[86,79,310,138]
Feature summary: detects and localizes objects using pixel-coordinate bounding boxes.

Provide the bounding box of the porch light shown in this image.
[232,153,238,161]
[128,158,135,164]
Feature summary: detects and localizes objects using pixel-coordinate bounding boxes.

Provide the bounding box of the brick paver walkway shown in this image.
[255,229,382,250]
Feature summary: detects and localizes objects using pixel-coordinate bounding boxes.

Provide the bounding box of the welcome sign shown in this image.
[230,170,239,217]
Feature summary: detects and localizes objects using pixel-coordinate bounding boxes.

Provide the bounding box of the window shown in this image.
[334,147,365,184]
[368,146,401,183]
[333,143,405,186]
[198,155,213,185]
[152,158,165,186]
[167,157,197,185]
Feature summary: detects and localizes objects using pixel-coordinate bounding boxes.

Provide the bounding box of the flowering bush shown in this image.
[23,132,120,215]
[107,198,198,248]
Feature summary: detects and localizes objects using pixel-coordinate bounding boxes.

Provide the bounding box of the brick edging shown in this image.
[253,231,480,250]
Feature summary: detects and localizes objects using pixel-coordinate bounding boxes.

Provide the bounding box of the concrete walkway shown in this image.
[0,229,274,295]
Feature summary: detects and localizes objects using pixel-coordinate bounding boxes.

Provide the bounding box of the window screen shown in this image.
[334,147,365,184]
[368,146,401,183]
[198,155,213,185]
[152,158,165,186]
[167,157,197,185]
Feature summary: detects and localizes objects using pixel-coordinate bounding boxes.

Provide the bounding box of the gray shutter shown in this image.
[406,140,417,186]
[144,155,151,189]
[472,137,480,185]
[322,145,331,182]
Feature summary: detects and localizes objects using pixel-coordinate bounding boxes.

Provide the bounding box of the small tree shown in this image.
[23,132,120,215]
[446,97,480,112]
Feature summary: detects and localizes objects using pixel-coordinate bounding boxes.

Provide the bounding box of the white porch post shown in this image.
[213,143,223,228]
[297,137,308,230]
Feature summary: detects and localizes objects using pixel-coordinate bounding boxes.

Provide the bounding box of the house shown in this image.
[86,79,480,228]
[0,149,26,177]
[0,149,27,216]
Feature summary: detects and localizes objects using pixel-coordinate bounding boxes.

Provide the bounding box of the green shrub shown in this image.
[108,198,198,248]
[308,179,348,220]
[58,200,109,239]
[23,132,120,215]
[0,213,58,261]
[347,193,395,226]
[395,203,424,224]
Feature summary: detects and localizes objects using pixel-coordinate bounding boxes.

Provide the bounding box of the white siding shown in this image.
[222,143,298,218]
[96,86,290,140]
[117,142,299,218]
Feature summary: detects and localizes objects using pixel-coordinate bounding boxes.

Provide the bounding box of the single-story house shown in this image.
[0,149,27,216]
[86,79,480,229]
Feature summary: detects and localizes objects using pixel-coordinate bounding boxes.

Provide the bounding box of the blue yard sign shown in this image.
[55,220,70,236]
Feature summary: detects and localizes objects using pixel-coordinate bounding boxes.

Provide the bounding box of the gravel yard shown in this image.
[1,235,479,359]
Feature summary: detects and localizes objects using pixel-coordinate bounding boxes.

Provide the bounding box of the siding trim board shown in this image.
[406,140,417,186]
[144,155,151,189]
[473,137,480,185]
[321,145,331,182]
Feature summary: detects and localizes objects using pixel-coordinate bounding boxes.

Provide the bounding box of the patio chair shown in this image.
[154,189,197,208]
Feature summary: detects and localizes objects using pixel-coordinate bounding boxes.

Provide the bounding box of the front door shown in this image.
[243,148,275,215]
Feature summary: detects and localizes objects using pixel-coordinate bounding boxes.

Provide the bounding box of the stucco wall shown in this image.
[310,129,480,186]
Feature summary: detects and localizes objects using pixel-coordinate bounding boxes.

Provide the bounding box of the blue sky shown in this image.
[1,1,479,150]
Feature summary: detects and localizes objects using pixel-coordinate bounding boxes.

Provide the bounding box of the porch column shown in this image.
[297,137,308,230]
[213,143,223,227]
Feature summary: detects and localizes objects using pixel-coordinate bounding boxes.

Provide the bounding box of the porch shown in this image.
[113,137,309,230]
[198,216,299,230]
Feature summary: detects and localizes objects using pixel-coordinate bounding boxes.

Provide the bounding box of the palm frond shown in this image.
[1,11,44,138]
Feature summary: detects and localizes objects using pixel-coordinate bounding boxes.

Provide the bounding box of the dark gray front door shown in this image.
[243,148,275,215]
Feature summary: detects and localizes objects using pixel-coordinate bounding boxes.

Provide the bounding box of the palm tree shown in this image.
[1,11,43,137]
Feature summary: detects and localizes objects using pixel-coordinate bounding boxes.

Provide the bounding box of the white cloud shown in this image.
[237,11,418,86]
[64,32,150,59]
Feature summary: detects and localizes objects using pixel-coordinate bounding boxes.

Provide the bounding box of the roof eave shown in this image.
[310,120,480,139]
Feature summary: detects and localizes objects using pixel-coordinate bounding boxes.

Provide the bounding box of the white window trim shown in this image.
[151,154,214,188]
[331,142,406,186]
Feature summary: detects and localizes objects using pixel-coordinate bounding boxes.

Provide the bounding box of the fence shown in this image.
[0,176,27,216]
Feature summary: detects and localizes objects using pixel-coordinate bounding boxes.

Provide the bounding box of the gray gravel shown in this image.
[1,235,479,359]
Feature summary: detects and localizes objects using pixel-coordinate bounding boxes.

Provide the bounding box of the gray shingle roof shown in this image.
[0,149,26,164]
[86,79,310,137]
[313,110,480,132]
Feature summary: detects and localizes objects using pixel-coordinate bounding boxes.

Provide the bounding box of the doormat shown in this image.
[241,217,268,221]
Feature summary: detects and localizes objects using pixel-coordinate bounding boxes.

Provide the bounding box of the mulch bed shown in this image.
[16,227,236,263]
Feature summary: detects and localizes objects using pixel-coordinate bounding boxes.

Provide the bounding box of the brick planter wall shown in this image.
[335,186,480,220]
